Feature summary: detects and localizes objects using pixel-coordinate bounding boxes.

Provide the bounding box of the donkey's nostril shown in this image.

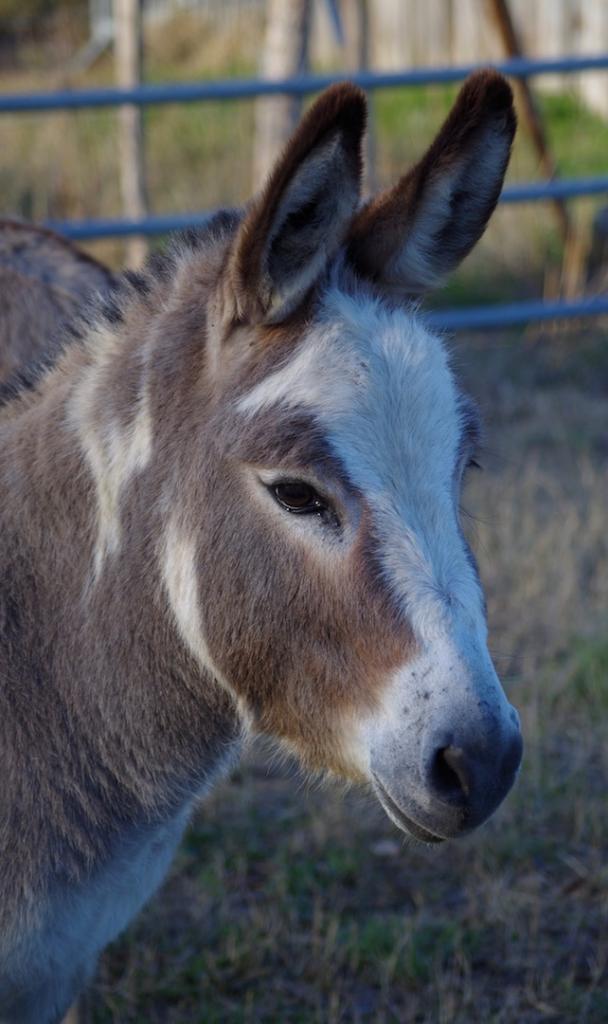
[431,745,471,802]
[419,721,523,829]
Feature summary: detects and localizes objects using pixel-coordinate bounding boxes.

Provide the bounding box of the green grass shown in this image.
[540,91,608,177]
[552,635,608,714]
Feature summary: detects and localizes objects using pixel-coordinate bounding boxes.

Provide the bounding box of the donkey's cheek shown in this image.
[192,463,411,780]
[196,543,399,778]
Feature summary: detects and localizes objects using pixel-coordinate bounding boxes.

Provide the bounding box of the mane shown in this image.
[0,209,243,412]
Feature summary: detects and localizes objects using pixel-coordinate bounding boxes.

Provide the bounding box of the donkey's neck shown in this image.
[0,260,242,869]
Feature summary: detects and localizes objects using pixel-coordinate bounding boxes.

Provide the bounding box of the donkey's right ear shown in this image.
[229,83,366,324]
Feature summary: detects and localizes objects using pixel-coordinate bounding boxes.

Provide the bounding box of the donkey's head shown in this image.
[164,72,522,842]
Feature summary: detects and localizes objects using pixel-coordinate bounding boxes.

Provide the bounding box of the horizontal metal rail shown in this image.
[44,174,608,242]
[6,55,608,330]
[501,176,608,203]
[44,202,608,331]
[47,211,213,240]
[42,208,608,328]
[2,54,608,113]
[427,296,608,331]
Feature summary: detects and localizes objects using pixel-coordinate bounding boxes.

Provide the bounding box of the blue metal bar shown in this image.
[502,176,608,203]
[43,208,608,327]
[45,173,608,242]
[3,55,608,113]
[46,211,213,241]
[427,296,608,331]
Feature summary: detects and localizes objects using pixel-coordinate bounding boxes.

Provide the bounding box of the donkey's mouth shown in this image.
[372,775,445,845]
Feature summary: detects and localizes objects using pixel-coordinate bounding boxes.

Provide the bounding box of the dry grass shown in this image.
[83,327,608,1023]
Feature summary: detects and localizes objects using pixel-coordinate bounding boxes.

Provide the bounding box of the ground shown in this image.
[87,325,608,1024]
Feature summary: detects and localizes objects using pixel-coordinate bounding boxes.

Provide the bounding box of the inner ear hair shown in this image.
[230,82,367,324]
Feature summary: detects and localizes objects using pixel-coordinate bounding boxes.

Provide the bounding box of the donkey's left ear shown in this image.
[230,83,366,323]
[347,70,515,294]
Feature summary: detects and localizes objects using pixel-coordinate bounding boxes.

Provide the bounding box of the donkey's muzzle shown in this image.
[372,707,523,842]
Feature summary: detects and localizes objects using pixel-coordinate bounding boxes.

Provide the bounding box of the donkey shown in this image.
[0,220,114,389]
[0,71,523,1023]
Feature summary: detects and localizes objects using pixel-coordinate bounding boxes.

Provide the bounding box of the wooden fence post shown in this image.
[487,0,590,299]
[342,0,376,191]
[487,0,571,243]
[252,0,312,192]
[114,0,148,266]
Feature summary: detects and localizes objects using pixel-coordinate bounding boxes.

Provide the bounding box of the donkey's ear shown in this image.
[230,83,366,323]
[347,70,515,294]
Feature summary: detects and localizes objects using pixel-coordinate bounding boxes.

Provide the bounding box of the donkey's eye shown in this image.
[271,480,327,515]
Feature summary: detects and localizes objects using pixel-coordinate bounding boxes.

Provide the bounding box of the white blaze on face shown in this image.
[238,286,483,645]
[161,515,253,730]
[237,286,521,805]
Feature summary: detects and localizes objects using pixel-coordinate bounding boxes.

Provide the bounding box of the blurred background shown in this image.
[1,1,607,1021]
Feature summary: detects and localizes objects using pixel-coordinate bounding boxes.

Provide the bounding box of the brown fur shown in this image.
[0,220,115,388]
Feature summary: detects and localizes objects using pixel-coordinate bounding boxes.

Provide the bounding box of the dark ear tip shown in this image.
[307,81,368,137]
[459,68,516,128]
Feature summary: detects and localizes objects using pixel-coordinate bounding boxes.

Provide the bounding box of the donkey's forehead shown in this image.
[236,287,483,642]
[237,288,462,488]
